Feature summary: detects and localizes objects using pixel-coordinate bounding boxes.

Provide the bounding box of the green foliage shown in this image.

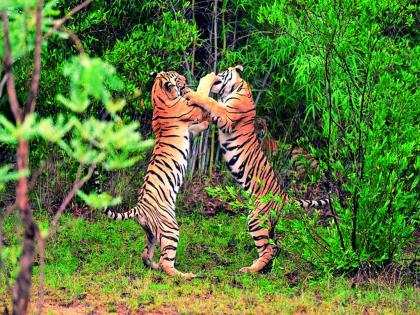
[104,10,199,109]
[0,165,29,192]
[217,0,419,272]
[200,0,419,273]
[76,191,121,209]
[0,1,153,223]
[206,185,254,212]
[56,56,124,113]
[0,56,153,170]
[0,0,59,61]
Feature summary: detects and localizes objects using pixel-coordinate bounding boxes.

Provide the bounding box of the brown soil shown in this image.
[28,301,177,315]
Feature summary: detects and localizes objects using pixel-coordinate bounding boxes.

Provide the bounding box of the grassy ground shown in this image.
[0,211,418,314]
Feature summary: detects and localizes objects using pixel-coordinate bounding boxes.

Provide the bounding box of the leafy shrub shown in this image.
[104,10,200,110]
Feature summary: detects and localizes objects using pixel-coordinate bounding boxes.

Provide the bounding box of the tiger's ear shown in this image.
[149,72,158,79]
[234,65,244,73]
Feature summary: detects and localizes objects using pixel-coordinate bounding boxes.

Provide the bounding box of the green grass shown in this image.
[0,211,418,314]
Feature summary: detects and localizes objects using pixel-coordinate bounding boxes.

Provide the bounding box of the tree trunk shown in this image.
[12,139,37,315]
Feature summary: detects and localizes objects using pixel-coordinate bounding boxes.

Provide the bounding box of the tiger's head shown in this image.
[211,65,244,97]
[150,71,205,133]
[150,70,190,101]
[254,116,268,142]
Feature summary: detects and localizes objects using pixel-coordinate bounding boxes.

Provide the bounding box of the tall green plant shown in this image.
[253,0,419,271]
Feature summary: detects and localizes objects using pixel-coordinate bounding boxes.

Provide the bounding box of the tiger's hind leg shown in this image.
[159,222,197,279]
[141,234,160,270]
[259,225,281,273]
[136,216,160,270]
[240,209,276,273]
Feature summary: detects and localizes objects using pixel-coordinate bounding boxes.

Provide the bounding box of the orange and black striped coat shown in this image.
[106,71,208,279]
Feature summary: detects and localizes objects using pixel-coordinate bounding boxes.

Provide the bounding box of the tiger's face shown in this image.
[211,65,244,97]
[254,116,268,142]
[154,71,190,99]
[151,71,205,133]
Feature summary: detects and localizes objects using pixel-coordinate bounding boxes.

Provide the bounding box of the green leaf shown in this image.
[77,190,122,209]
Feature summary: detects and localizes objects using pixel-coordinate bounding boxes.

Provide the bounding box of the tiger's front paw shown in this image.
[239,266,256,273]
[185,91,204,107]
[196,72,217,94]
[188,121,209,137]
[200,72,217,84]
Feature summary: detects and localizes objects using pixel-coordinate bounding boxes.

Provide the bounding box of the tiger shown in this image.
[185,66,330,273]
[106,71,211,279]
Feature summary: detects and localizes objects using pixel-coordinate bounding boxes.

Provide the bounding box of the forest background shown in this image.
[0,0,418,314]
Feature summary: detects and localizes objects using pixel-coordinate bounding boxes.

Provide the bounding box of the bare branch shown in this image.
[25,0,44,115]
[325,43,346,252]
[254,68,271,106]
[50,165,95,234]
[212,0,218,72]
[0,74,7,99]
[62,27,85,54]
[43,0,93,40]
[190,0,197,76]
[37,164,95,315]
[1,11,22,124]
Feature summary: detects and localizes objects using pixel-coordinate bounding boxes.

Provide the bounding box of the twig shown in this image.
[183,54,192,81]
[330,44,362,95]
[191,0,196,76]
[5,203,16,216]
[212,0,218,72]
[254,68,271,106]
[325,43,345,252]
[37,164,95,315]
[62,27,85,54]
[231,31,279,47]
[231,14,238,50]
[25,0,44,115]
[42,0,93,40]
[28,161,46,191]
[1,11,22,124]
[0,74,7,99]
[209,124,215,176]
[51,164,95,234]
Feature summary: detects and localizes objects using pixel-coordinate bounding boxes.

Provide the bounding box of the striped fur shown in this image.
[254,117,279,156]
[106,71,208,279]
[185,66,330,273]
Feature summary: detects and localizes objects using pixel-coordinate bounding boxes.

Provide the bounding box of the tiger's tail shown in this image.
[105,205,137,221]
[296,198,330,208]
